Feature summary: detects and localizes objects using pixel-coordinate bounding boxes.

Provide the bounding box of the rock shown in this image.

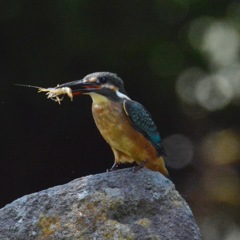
[0,168,201,240]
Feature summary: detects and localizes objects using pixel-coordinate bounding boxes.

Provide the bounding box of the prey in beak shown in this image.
[15,72,128,104]
[15,83,74,104]
[15,76,103,104]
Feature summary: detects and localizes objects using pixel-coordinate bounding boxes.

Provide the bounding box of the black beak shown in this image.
[57,79,101,93]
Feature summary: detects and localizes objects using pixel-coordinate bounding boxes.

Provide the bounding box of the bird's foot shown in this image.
[132,161,146,172]
[107,163,119,172]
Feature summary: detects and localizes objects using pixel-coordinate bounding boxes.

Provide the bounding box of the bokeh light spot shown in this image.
[218,64,240,103]
[163,134,194,169]
[202,169,240,205]
[176,67,206,105]
[195,74,233,111]
[201,21,240,68]
[202,214,240,240]
[188,16,213,50]
[186,16,240,111]
[201,129,240,165]
[225,227,240,240]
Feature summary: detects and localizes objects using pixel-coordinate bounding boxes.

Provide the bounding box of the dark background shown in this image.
[1,1,240,239]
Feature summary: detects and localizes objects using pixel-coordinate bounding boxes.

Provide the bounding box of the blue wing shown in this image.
[123,100,166,156]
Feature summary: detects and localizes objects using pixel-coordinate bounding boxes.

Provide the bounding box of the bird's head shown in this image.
[58,72,129,101]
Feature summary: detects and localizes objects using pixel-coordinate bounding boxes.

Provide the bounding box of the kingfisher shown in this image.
[58,72,168,176]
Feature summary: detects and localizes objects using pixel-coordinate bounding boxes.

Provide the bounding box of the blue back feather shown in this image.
[123,100,166,156]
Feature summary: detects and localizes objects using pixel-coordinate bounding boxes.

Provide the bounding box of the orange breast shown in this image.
[91,101,158,162]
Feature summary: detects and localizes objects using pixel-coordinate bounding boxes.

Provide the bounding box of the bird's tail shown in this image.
[145,156,169,176]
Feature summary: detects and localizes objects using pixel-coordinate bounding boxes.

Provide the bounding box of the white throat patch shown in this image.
[116,91,131,100]
[88,92,108,103]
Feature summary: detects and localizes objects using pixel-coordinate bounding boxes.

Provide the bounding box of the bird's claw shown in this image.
[132,161,147,172]
[107,163,119,172]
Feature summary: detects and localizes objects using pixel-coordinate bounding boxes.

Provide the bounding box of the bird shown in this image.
[58,72,168,176]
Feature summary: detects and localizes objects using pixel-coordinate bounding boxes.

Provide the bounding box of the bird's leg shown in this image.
[107,162,119,172]
[133,160,147,172]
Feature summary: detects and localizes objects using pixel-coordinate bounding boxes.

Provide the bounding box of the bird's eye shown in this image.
[99,77,107,84]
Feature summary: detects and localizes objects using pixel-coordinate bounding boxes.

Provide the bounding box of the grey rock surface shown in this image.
[0,168,201,240]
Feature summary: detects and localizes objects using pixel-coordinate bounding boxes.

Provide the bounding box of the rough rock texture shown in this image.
[0,168,201,240]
